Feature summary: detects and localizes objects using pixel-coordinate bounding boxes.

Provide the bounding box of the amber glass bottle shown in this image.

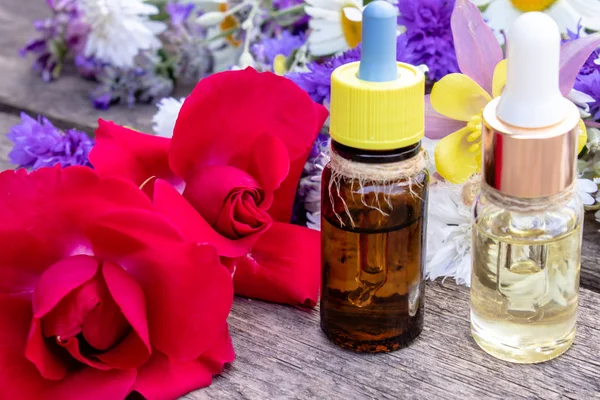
[320,141,429,352]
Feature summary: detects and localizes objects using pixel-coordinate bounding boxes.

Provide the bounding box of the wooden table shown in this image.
[1,1,599,399]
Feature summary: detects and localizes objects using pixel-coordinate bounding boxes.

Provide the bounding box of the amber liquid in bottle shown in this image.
[320,142,429,353]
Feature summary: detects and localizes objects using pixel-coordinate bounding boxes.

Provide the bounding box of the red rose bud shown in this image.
[90,68,329,307]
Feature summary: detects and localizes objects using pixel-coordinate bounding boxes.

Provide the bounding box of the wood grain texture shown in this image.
[189,282,600,400]
[583,213,600,293]
[0,112,19,171]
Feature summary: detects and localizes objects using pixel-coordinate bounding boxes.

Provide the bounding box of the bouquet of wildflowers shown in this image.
[13,0,600,285]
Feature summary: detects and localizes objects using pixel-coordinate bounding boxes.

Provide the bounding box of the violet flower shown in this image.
[397,0,458,82]
[166,2,195,27]
[575,70,600,121]
[20,0,88,82]
[288,35,410,105]
[252,31,306,71]
[8,113,93,170]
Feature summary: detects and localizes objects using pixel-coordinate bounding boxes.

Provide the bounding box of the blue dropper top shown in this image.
[357,1,398,82]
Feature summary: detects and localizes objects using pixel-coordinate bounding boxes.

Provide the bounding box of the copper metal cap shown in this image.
[482,98,580,198]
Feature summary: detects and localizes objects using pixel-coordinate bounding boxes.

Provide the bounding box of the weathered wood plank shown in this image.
[0,0,164,134]
[190,282,600,399]
[583,212,600,293]
[0,113,18,171]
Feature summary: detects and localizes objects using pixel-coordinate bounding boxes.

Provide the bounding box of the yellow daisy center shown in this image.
[219,3,242,47]
[341,6,362,49]
[509,0,558,12]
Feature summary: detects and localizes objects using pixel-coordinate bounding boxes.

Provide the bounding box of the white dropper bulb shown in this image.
[496,12,565,128]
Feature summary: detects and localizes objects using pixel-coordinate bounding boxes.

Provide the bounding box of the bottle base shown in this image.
[321,326,422,353]
[470,317,576,364]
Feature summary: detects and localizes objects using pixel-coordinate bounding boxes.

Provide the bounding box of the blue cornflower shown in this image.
[575,70,600,121]
[8,113,94,170]
[397,0,458,82]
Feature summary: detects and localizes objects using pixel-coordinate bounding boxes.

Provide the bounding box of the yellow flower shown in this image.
[432,60,587,184]
[431,61,506,183]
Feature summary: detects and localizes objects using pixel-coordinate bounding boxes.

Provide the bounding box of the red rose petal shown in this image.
[133,325,233,400]
[102,261,151,353]
[170,68,327,180]
[183,165,262,226]
[32,255,99,318]
[268,150,310,223]
[153,179,260,257]
[58,336,112,370]
[86,209,185,260]
[0,296,136,400]
[124,244,233,361]
[244,134,290,194]
[25,318,68,380]
[90,120,181,188]
[0,229,61,295]
[132,353,212,400]
[230,222,320,307]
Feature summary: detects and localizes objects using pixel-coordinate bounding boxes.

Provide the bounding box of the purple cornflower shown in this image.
[288,35,410,105]
[20,0,88,82]
[252,31,306,70]
[575,70,600,121]
[166,2,195,27]
[8,113,94,170]
[397,0,458,82]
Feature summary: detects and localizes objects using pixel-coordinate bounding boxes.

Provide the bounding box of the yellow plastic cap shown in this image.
[329,62,425,151]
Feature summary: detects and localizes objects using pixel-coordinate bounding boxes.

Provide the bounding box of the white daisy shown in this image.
[426,183,473,286]
[577,178,598,205]
[152,97,186,138]
[80,0,167,68]
[305,0,363,56]
[474,0,600,36]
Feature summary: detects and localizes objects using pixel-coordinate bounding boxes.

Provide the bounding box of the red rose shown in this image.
[0,166,233,400]
[90,68,328,307]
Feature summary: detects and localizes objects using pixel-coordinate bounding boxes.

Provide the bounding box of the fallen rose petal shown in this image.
[228,222,320,307]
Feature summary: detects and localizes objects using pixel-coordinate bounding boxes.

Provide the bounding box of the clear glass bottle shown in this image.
[470,12,585,363]
[321,142,428,353]
[471,184,583,363]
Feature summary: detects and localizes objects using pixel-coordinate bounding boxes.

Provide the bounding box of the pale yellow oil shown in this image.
[470,225,581,363]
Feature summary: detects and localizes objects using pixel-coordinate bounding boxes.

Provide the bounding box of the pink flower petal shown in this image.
[424,95,467,139]
[451,0,503,95]
[560,33,600,96]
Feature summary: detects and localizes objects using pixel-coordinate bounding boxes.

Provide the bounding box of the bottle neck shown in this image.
[331,140,421,164]
[481,181,576,213]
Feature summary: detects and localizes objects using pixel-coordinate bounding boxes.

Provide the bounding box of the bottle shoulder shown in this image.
[473,190,583,242]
